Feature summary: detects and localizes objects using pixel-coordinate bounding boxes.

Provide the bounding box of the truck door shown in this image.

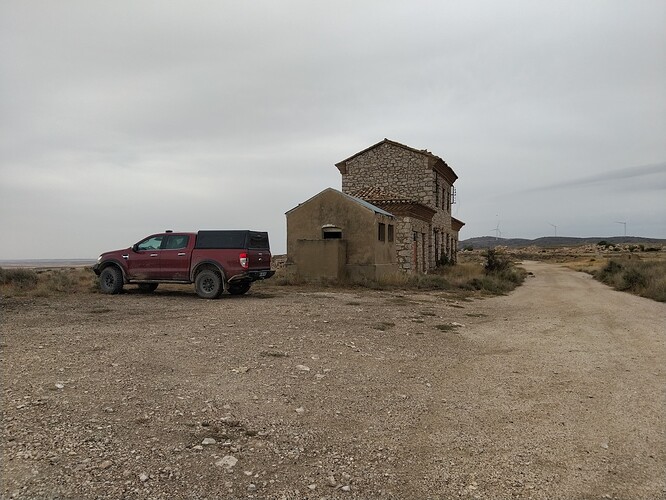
[160,234,191,280]
[127,234,164,280]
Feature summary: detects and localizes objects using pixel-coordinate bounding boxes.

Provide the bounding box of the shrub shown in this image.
[0,268,38,290]
[1,267,94,296]
[484,249,511,273]
[595,257,666,302]
[621,268,647,290]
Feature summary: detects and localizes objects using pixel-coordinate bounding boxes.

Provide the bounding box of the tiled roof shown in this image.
[340,191,395,217]
[350,187,412,204]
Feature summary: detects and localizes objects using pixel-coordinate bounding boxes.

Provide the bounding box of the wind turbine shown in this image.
[547,222,557,237]
[491,221,501,240]
[615,221,627,237]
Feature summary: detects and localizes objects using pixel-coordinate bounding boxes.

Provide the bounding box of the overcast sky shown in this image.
[1,1,664,259]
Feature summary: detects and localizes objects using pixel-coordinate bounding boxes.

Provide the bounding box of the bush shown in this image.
[484,249,511,273]
[0,268,38,290]
[595,258,666,302]
[621,269,647,290]
[0,267,95,296]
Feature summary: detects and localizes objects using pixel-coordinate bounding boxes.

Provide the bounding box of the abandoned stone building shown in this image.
[336,139,464,273]
[286,138,463,279]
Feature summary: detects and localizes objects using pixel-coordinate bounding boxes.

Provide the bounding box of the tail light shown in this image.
[239,252,249,269]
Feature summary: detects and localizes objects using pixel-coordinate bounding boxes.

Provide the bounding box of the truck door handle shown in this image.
[178,253,186,256]
[122,254,129,260]
[150,254,158,257]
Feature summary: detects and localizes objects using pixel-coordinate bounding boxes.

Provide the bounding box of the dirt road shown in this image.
[2,262,665,499]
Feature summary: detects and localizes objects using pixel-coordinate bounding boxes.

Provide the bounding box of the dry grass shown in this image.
[0,267,96,297]
[270,251,526,297]
[594,256,666,302]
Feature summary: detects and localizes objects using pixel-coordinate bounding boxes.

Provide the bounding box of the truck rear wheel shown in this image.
[228,283,251,295]
[195,269,223,299]
[99,266,124,294]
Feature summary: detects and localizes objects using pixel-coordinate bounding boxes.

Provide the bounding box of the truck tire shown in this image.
[195,269,223,299]
[99,266,124,294]
[228,283,251,295]
[138,283,158,293]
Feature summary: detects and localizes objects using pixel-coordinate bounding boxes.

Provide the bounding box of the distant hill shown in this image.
[460,236,666,249]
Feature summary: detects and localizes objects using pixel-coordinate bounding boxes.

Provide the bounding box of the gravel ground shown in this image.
[1,261,665,499]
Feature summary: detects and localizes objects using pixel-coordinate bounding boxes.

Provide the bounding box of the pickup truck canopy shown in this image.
[195,230,270,250]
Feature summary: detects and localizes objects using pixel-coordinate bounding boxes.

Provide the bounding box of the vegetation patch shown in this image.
[374,321,396,331]
[1,267,97,297]
[594,257,666,302]
[0,268,38,290]
[434,323,460,332]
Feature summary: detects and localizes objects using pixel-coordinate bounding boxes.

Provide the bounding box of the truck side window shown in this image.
[137,236,164,251]
[165,235,189,250]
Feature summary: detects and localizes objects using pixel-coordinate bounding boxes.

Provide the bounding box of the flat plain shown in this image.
[2,261,665,499]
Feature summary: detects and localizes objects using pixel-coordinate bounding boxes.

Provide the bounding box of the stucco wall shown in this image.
[292,239,346,280]
[286,189,398,280]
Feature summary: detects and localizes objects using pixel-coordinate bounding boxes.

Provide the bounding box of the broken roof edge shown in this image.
[335,138,458,182]
[285,187,395,218]
[451,217,465,230]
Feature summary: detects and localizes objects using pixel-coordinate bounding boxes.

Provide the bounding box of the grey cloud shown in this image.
[1,1,665,259]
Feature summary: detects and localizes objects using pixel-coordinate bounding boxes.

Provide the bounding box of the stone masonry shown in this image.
[336,139,462,273]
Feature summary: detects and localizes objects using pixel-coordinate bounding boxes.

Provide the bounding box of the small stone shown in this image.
[327,475,337,487]
[139,473,149,482]
[296,365,310,372]
[55,383,65,390]
[202,438,216,445]
[295,407,305,414]
[215,455,238,469]
[342,485,351,492]
[601,442,609,449]
[192,445,203,451]
[99,460,113,469]
[308,484,317,490]
[248,483,257,491]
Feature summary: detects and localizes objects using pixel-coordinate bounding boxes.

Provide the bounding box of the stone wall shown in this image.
[342,143,431,202]
[341,141,457,272]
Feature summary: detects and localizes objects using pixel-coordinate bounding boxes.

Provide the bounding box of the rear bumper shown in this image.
[228,270,275,283]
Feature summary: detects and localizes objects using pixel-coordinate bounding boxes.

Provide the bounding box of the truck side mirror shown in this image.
[132,244,139,252]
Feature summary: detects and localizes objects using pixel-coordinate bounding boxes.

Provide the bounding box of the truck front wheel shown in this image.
[99,266,124,294]
[195,269,223,299]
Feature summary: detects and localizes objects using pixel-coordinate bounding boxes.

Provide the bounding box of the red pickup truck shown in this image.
[93,230,274,298]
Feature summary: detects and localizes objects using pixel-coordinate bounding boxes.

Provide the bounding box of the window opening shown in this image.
[322,226,342,239]
[378,223,386,242]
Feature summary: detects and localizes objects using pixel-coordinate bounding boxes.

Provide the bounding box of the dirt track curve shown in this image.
[2,261,665,499]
